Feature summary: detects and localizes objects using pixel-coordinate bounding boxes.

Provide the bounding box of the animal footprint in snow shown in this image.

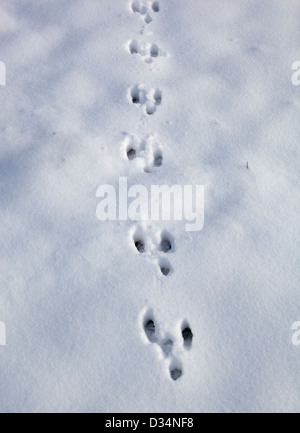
[131,225,174,277]
[144,316,157,343]
[128,40,164,63]
[151,1,160,12]
[182,321,193,350]
[133,226,147,254]
[158,230,175,276]
[131,0,160,24]
[158,258,172,276]
[169,358,183,381]
[123,133,163,173]
[142,310,193,381]
[160,230,174,253]
[128,84,162,115]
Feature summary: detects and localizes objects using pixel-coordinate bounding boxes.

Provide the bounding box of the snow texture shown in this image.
[0,0,300,413]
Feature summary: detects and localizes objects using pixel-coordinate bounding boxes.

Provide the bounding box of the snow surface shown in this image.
[0,0,300,413]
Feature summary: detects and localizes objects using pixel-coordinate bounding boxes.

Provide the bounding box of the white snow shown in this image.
[0,0,300,413]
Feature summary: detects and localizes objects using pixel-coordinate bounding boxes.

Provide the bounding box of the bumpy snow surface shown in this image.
[0,0,300,413]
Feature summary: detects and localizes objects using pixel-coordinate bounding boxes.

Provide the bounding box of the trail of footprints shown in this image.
[126,2,192,382]
[132,226,174,276]
[128,0,164,115]
[128,40,163,63]
[124,133,163,173]
[129,84,162,115]
[131,0,160,24]
[143,310,193,381]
